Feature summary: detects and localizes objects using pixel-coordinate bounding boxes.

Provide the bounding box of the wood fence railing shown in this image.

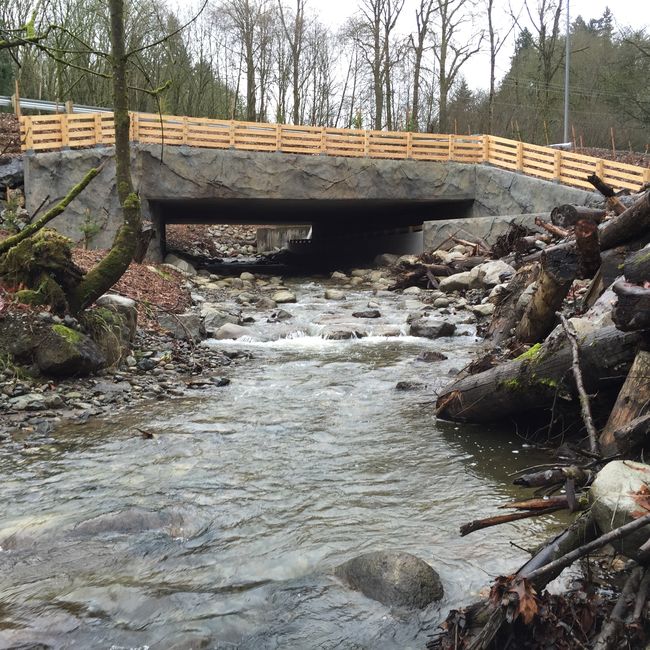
[19,112,650,192]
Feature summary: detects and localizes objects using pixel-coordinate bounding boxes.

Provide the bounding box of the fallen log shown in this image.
[624,244,650,284]
[575,219,601,278]
[515,245,578,345]
[499,496,569,510]
[435,326,641,422]
[600,350,650,455]
[460,504,567,537]
[612,280,650,331]
[599,191,650,250]
[513,466,592,488]
[486,263,538,345]
[534,216,570,239]
[551,204,606,229]
[587,173,627,215]
[514,234,552,254]
[613,414,650,456]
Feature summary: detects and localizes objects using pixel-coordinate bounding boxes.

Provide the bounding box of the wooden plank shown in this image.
[602,169,645,184]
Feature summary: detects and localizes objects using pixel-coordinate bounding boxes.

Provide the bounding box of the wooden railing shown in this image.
[19,112,650,192]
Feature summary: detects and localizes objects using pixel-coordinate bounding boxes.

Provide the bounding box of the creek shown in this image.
[0,278,560,649]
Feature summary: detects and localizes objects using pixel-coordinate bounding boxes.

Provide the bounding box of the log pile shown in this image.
[420,175,650,649]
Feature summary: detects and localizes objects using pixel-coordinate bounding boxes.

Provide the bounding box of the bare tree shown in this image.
[410,0,436,130]
[277,0,307,124]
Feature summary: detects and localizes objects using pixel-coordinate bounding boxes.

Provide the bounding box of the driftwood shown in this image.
[592,566,645,650]
[612,280,650,331]
[624,244,650,284]
[460,504,567,537]
[600,350,650,454]
[486,263,538,345]
[435,326,641,422]
[599,191,650,250]
[559,313,600,454]
[534,216,569,239]
[514,234,552,254]
[551,204,606,229]
[575,219,601,278]
[613,414,650,456]
[587,173,627,215]
[512,466,592,489]
[515,246,578,345]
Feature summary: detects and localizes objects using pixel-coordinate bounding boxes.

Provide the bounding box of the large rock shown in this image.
[439,271,473,293]
[0,157,24,189]
[590,461,650,561]
[83,301,136,367]
[335,551,443,609]
[409,318,456,338]
[272,289,297,304]
[469,260,515,288]
[164,254,196,276]
[213,323,250,340]
[157,312,203,341]
[35,324,105,377]
[200,304,240,334]
[95,294,138,339]
[324,289,346,300]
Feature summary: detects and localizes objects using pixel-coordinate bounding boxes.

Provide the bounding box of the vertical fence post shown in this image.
[516,141,524,172]
[276,123,282,152]
[448,134,455,161]
[554,150,562,182]
[482,136,490,163]
[60,113,69,149]
[229,120,236,148]
[21,117,32,152]
[595,158,605,179]
[363,130,369,157]
[94,113,103,146]
[12,79,21,118]
[406,131,413,159]
[182,116,189,146]
[320,126,326,154]
[644,168,650,185]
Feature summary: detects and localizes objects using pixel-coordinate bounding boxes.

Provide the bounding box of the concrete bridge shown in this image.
[23,112,646,261]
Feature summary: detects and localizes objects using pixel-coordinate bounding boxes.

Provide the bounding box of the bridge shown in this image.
[19,112,650,261]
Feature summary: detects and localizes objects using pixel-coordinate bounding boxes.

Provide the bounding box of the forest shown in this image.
[1,1,649,149]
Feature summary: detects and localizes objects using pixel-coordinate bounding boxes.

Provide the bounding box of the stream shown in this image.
[0,279,561,649]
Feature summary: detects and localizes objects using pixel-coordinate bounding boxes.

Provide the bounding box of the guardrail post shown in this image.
[320,126,326,154]
[229,120,236,148]
[595,159,604,179]
[60,113,69,149]
[448,134,455,161]
[516,141,524,172]
[406,131,413,159]
[276,123,282,152]
[94,113,103,146]
[482,136,489,163]
[554,150,562,182]
[20,117,33,153]
[364,130,369,157]
[644,168,650,185]
[129,112,139,143]
[182,116,189,146]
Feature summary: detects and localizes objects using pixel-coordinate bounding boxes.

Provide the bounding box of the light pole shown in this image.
[563,0,570,144]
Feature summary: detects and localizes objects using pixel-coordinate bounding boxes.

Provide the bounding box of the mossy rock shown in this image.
[35,324,105,377]
[82,303,135,367]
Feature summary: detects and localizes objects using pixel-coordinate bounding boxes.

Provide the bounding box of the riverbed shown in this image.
[0,278,560,649]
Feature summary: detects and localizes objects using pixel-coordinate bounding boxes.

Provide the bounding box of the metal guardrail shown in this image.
[0,95,111,114]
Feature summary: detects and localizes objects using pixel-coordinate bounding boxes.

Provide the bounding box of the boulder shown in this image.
[402,286,422,295]
[272,289,297,304]
[469,260,515,288]
[469,303,495,317]
[331,271,348,281]
[416,351,448,362]
[83,304,135,367]
[335,550,443,609]
[0,157,24,190]
[201,304,240,334]
[324,289,346,300]
[590,461,650,561]
[95,294,138,340]
[163,254,197,276]
[439,271,473,293]
[396,381,426,391]
[213,323,250,340]
[256,296,277,309]
[409,318,456,338]
[36,324,105,377]
[267,309,293,323]
[324,327,365,340]
[352,309,381,319]
[157,312,203,341]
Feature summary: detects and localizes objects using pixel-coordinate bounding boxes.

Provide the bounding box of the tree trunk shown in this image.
[575,219,601,278]
[68,0,141,314]
[486,263,538,345]
[612,280,650,331]
[515,245,578,345]
[435,326,641,423]
[599,191,650,250]
[624,244,650,284]
[613,414,650,456]
[600,350,650,455]
[550,204,605,229]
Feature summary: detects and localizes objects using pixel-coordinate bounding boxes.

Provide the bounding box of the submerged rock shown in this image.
[324,289,346,300]
[213,323,250,340]
[352,309,381,319]
[409,318,456,339]
[335,550,443,609]
[272,289,297,304]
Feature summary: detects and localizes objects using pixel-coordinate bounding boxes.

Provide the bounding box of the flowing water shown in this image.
[0,280,560,649]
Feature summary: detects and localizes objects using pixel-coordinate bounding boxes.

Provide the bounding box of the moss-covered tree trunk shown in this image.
[68,0,141,314]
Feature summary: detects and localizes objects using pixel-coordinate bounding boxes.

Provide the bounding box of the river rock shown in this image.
[470,303,495,317]
[396,381,426,391]
[267,309,293,323]
[36,324,105,377]
[213,323,250,340]
[433,297,450,308]
[157,312,203,341]
[164,254,197,276]
[256,296,277,309]
[331,271,347,281]
[409,318,456,338]
[95,294,138,340]
[402,286,422,295]
[325,327,365,340]
[0,156,24,189]
[590,460,650,561]
[416,351,448,362]
[469,260,515,288]
[335,550,443,609]
[272,289,297,304]
[201,304,240,334]
[10,393,48,411]
[352,309,381,319]
[439,271,473,293]
[240,271,255,281]
[374,253,400,267]
[324,289,346,300]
